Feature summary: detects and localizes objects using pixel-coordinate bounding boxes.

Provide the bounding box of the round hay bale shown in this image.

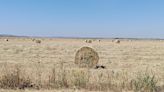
[32,38,35,41]
[115,39,120,43]
[4,39,9,41]
[35,40,41,44]
[85,40,88,43]
[88,40,92,43]
[85,40,92,43]
[75,47,99,68]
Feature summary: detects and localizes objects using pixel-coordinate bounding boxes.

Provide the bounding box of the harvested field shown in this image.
[0,37,164,92]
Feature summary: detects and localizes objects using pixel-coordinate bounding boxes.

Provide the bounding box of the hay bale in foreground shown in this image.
[75,47,99,68]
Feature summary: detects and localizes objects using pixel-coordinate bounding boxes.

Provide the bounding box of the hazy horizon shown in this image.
[0,0,164,38]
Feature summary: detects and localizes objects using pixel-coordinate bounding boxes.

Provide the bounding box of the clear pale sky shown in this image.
[0,0,164,38]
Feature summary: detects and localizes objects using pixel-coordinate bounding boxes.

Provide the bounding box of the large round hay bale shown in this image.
[75,47,99,68]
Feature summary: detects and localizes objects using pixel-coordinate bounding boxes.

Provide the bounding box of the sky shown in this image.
[0,0,164,38]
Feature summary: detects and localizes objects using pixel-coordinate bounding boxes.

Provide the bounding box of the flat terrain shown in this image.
[0,37,164,92]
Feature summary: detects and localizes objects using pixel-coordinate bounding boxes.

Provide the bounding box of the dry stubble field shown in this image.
[0,37,164,92]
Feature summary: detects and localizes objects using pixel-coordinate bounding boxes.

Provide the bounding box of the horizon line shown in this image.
[1,34,164,40]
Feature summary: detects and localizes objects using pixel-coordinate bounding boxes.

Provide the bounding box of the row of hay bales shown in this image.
[3,38,42,44]
[3,38,120,44]
[85,39,120,44]
[31,38,42,44]
[85,39,101,43]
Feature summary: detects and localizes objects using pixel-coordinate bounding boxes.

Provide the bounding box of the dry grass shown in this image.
[0,37,164,92]
[0,65,33,89]
[0,63,160,92]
